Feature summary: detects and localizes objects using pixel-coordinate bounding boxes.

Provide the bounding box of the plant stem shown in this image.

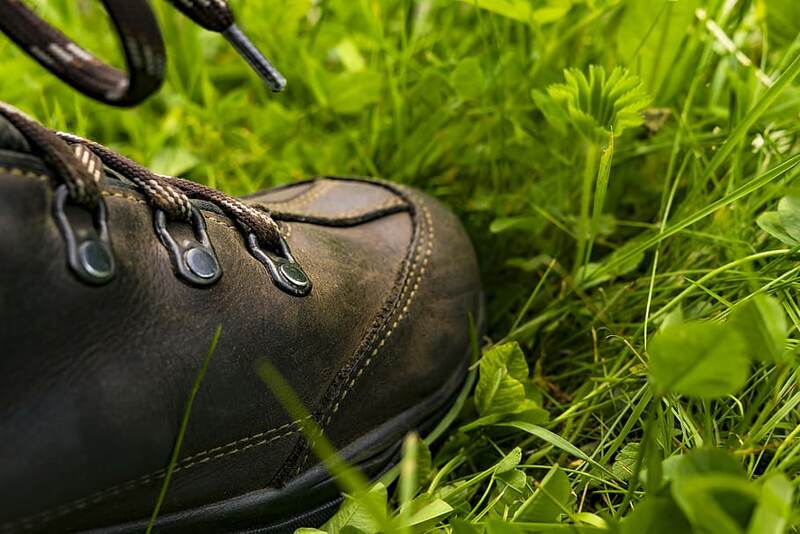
[575,141,599,275]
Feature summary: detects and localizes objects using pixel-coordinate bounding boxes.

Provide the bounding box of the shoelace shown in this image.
[0,2,311,295]
[0,101,310,294]
[0,0,286,106]
[0,101,281,245]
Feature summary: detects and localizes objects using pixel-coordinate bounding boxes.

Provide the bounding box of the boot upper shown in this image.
[0,117,482,532]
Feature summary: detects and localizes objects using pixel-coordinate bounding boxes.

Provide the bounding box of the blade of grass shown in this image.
[145,325,222,534]
[257,360,393,532]
[589,154,800,282]
[585,133,615,270]
[700,51,800,184]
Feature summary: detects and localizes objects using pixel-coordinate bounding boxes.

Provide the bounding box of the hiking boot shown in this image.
[0,106,483,533]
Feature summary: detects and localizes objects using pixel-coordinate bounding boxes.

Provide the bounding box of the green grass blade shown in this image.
[145,325,222,534]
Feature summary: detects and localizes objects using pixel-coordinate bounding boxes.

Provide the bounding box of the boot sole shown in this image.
[93,297,486,534]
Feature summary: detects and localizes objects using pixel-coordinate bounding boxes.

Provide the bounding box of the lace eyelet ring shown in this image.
[52,184,116,285]
[246,232,311,297]
[154,206,222,287]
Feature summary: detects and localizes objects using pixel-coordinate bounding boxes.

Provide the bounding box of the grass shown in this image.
[4,0,800,532]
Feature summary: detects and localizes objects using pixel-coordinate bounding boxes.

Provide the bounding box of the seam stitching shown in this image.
[295,196,434,473]
[0,166,49,181]
[325,201,434,424]
[258,180,330,209]
[329,198,405,219]
[271,197,405,221]
[1,417,311,532]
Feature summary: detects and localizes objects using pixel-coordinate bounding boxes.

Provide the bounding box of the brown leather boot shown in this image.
[0,106,483,533]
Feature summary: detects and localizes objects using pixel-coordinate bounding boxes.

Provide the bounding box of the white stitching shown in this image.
[328,197,406,219]
[296,196,434,473]
[325,201,434,424]
[259,180,331,208]
[273,197,406,220]
[0,166,49,182]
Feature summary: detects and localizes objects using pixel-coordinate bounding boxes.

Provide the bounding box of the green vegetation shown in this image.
[4,0,800,531]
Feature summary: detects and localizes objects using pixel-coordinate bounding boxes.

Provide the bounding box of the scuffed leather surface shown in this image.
[0,152,481,532]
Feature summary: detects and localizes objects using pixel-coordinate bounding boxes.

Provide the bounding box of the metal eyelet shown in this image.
[246,232,311,297]
[52,184,116,285]
[154,206,222,287]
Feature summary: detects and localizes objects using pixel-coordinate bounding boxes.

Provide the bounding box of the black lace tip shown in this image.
[223,24,286,93]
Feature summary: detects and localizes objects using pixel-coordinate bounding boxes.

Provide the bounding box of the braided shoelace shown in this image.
[0,101,282,252]
[0,0,286,106]
[0,2,308,292]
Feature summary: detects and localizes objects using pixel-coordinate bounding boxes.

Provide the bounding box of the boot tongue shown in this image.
[0,116,31,153]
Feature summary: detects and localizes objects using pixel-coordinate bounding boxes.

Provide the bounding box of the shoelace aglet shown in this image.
[222,24,286,93]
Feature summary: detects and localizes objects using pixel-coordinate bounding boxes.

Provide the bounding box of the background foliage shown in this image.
[3,0,800,531]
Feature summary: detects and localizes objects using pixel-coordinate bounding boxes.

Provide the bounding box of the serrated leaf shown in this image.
[648,322,750,398]
[729,295,788,364]
[612,442,640,482]
[475,342,530,416]
[547,65,651,143]
[532,89,569,135]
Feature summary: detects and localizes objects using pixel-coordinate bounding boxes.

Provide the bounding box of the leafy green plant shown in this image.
[648,294,790,398]
[471,341,549,425]
[541,65,651,143]
[534,65,651,274]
